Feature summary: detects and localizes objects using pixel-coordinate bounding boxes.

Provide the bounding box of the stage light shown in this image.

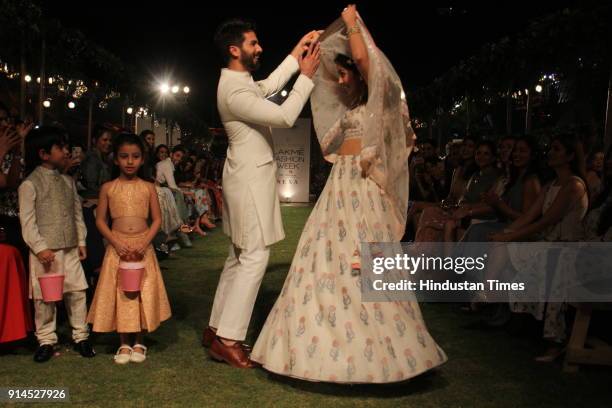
[171,85,179,94]
[43,100,51,108]
[183,86,190,94]
[24,75,32,83]
[160,83,170,94]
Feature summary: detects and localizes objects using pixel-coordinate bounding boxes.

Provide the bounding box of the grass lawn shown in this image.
[1,205,611,407]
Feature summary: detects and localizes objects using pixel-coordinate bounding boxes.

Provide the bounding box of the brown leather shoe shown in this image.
[209,338,258,368]
[202,327,252,351]
[202,327,216,348]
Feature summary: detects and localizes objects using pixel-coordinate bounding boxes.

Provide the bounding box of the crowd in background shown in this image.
[0,100,224,346]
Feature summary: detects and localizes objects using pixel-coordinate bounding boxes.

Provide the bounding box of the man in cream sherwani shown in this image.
[205,18,321,368]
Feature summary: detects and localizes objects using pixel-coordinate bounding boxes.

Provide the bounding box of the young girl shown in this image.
[87,133,171,364]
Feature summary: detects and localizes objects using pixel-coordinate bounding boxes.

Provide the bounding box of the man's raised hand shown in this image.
[291,30,322,60]
[299,40,321,79]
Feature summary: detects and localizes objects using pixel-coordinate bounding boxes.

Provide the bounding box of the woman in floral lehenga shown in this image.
[251,6,447,383]
[176,158,217,236]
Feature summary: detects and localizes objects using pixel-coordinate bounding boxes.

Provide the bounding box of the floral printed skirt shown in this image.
[183,188,211,220]
[252,155,447,383]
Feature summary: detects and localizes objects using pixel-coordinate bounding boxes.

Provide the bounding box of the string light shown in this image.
[0,63,123,107]
[72,81,88,98]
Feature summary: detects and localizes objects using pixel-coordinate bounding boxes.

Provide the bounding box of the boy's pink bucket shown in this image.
[38,274,65,302]
[118,261,144,292]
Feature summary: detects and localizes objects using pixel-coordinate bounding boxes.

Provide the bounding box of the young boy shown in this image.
[18,126,95,363]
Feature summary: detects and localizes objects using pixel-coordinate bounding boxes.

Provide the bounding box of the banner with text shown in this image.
[273,118,311,203]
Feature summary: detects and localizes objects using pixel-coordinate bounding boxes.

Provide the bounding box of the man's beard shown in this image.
[241,50,261,72]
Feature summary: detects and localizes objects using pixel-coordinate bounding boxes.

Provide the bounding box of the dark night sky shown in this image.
[45,1,576,126]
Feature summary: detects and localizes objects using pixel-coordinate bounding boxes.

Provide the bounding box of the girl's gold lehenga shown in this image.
[87,179,171,333]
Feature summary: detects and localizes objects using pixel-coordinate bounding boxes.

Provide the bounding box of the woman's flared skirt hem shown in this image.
[251,357,447,384]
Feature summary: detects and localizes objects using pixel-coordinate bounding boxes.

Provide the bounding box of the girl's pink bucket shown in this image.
[118,261,144,292]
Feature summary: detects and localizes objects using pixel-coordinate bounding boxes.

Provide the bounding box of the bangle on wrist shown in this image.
[347,24,361,36]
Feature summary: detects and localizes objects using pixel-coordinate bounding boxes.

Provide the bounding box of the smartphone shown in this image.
[72,146,82,158]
